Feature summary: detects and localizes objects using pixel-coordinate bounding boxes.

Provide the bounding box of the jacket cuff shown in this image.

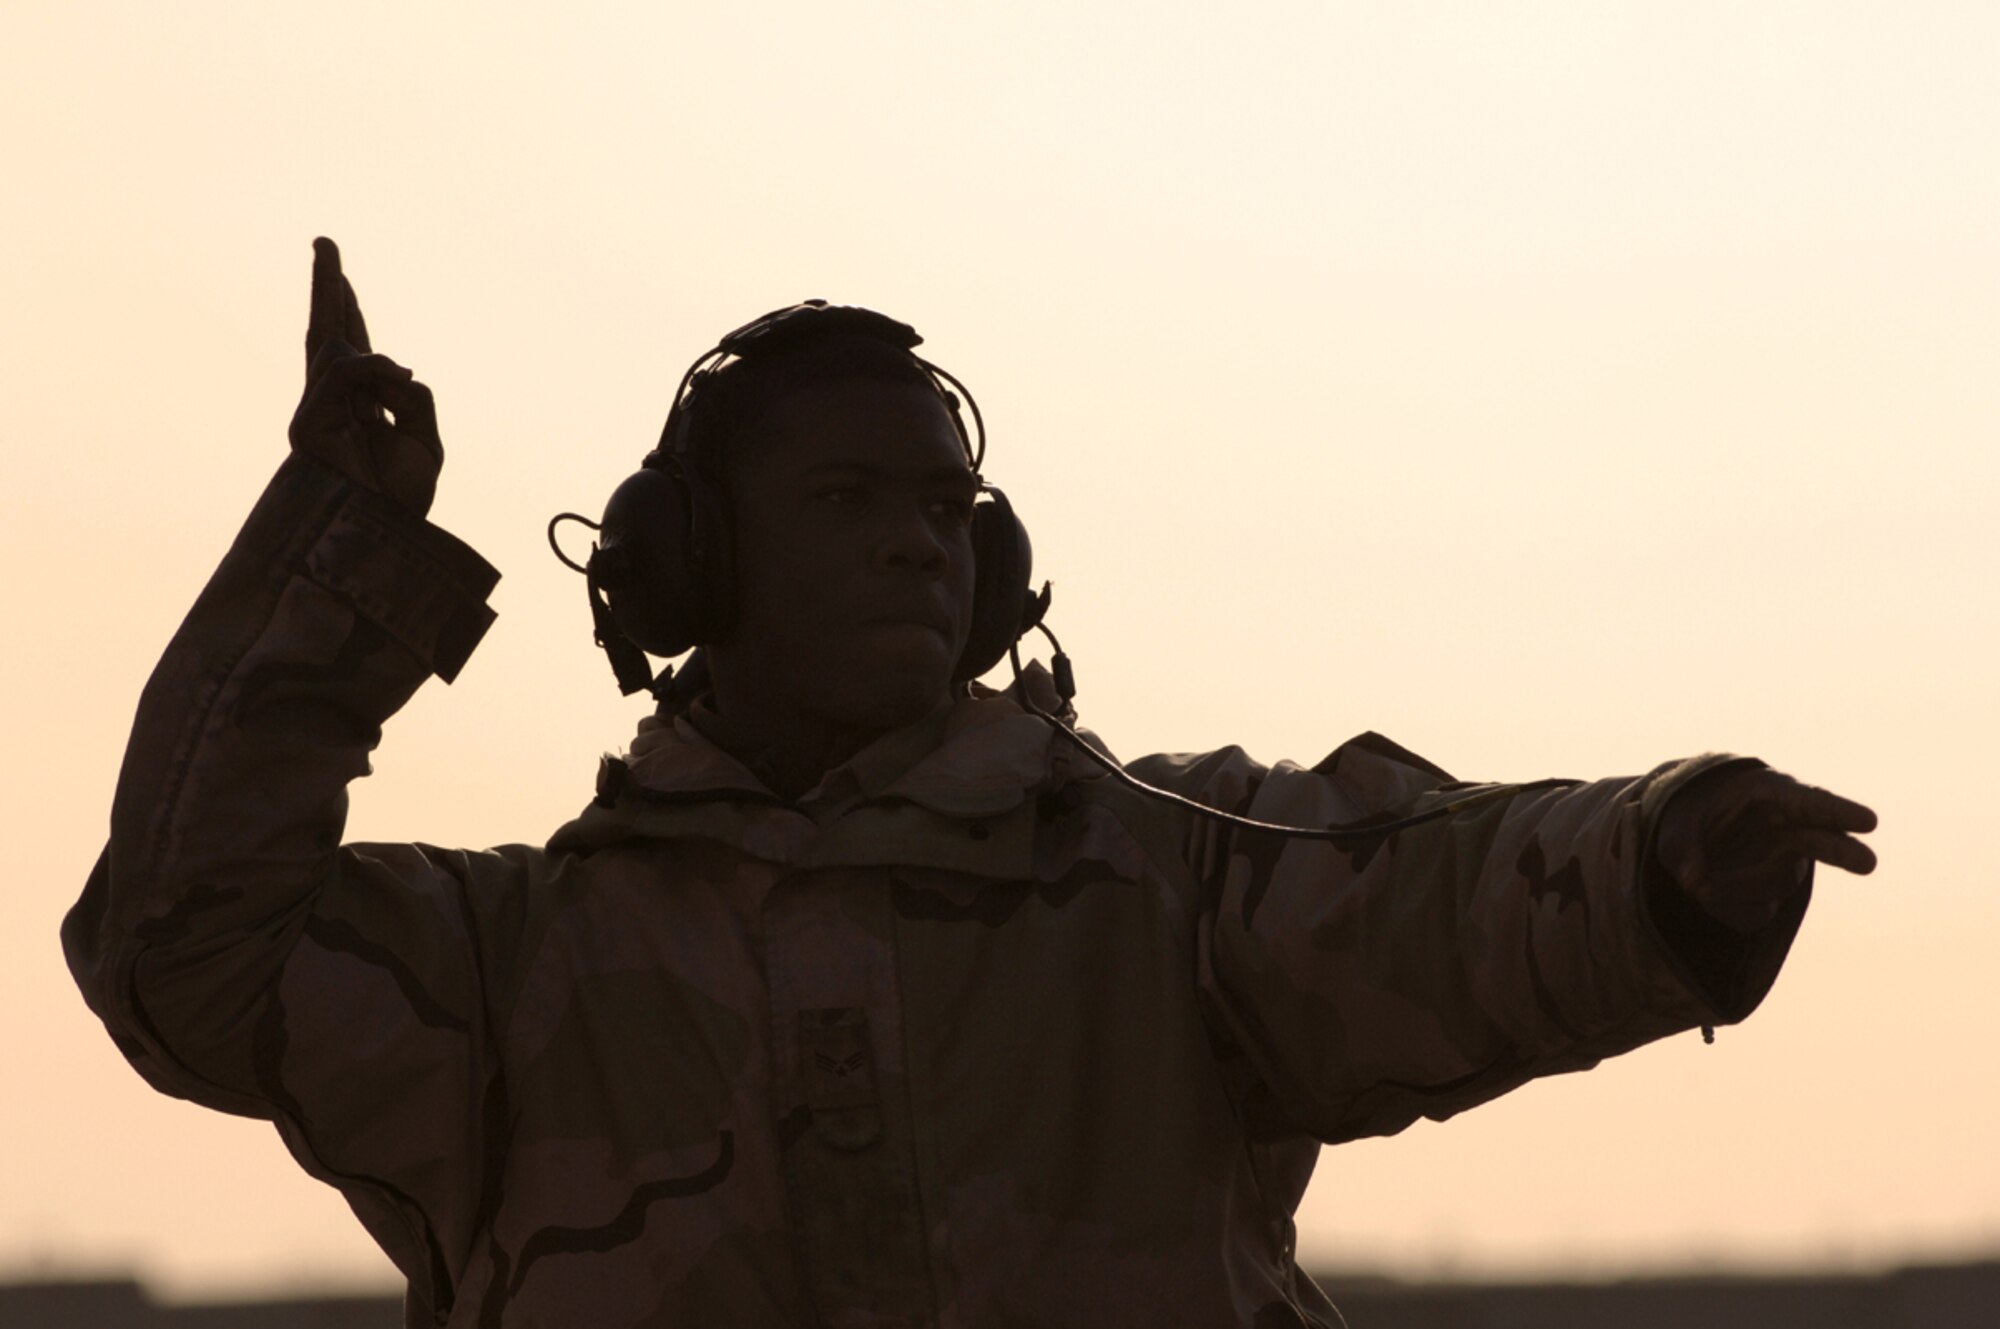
[1635,753,1809,1025]
[293,458,500,682]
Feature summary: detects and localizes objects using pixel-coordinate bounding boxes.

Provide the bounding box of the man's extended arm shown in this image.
[1131,733,1872,1145]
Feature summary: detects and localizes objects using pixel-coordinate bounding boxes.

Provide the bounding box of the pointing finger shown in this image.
[1754,826,1877,879]
[1774,778,1878,835]
[341,271,372,356]
[307,236,346,373]
[1797,827,1878,876]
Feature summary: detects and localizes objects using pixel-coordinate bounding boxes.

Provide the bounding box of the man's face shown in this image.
[709,376,980,738]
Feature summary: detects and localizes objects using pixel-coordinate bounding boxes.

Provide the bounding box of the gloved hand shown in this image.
[1655,765,1877,931]
[288,237,443,516]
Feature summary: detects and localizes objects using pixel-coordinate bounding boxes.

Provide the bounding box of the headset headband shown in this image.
[651,300,985,472]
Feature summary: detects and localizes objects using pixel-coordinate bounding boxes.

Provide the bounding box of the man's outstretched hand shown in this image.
[1656,766,1878,932]
[288,237,442,516]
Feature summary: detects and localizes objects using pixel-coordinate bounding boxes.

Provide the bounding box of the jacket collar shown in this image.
[549,664,1093,856]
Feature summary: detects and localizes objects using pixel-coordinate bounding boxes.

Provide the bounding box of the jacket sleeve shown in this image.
[1128,732,1809,1145]
[62,452,536,1311]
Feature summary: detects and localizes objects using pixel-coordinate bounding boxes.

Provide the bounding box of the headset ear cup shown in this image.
[956,489,1033,683]
[596,462,733,656]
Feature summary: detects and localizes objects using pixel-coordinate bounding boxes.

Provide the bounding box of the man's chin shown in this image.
[827,646,958,732]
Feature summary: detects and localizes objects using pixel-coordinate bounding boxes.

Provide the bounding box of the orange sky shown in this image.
[3,0,1995,1298]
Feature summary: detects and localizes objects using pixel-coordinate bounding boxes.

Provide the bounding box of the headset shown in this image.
[550,301,1574,847]
[549,299,1047,705]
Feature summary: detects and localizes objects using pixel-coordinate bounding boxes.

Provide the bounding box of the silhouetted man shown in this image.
[66,239,1876,1328]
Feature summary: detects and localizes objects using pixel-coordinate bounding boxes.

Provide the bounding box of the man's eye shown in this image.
[931,497,975,525]
[818,487,866,507]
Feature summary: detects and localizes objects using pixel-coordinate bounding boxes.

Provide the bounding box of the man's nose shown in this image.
[874,501,949,578]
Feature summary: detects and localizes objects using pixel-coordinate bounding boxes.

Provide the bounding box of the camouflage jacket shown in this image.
[65,455,1806,1328]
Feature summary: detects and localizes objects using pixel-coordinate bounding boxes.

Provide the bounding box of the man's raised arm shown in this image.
[62,240,518,1312]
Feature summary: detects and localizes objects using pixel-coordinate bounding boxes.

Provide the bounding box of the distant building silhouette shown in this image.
[0,1278,393,1328]
[1323,1260,2000,1327]
[6,1261,1997,1328]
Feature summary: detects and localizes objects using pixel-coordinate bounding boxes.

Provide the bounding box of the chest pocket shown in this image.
[790,1004,931,1322]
